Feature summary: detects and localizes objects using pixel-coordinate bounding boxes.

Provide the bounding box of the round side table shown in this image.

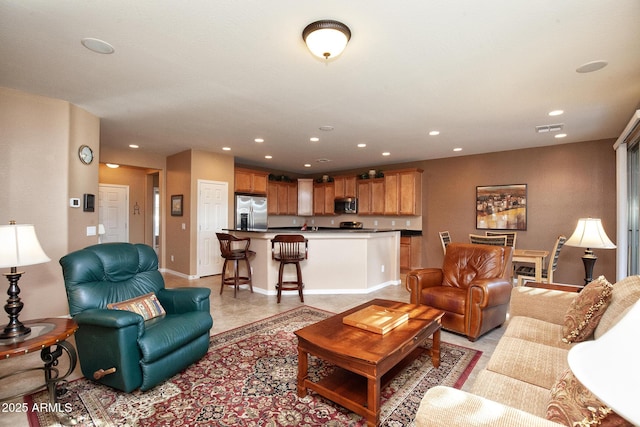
[0,318,78,424]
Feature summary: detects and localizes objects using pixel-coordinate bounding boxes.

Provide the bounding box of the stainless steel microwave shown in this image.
[335,197,358,214]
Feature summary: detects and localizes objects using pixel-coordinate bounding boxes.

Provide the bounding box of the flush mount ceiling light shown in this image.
[302,20,351,60]
[576,60,608,73]
[81,38,115,54]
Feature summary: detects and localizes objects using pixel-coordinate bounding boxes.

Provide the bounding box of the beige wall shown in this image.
[0,87,99,318]
[419,139,616,285]
[165,150,192,274]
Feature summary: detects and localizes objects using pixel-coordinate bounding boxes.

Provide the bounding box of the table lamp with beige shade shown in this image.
[0,221,50,340]
[565,218,616,286]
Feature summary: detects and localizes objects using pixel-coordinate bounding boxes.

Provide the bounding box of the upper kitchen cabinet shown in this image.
[384,168,423,215]
[313,181,335,215]
[297,178,313,216]
[268,180,298,215]
[357,178,385,215]
[334,175,357,199]
[235,168,268,194]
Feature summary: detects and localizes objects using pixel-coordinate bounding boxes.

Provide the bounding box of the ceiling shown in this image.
[1,1,639,174]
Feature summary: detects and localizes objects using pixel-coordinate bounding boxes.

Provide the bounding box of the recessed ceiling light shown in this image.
[382,152,390,156]
[319,125,334,132]
[304,164,311,168]
[222,147,231,151]
[357,143,366,148]
[310,137,319,142]
[429,130,440,136]
[265,155,272,159]
[254,138,264,143]
[555,133,567,139]
[81,38,115,54]
[548,110,564,116]
[453,147,463,152]
[129,144,139,149]
[576,60,608,73]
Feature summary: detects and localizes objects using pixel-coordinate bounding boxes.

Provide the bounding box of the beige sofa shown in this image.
[415,275,640,426]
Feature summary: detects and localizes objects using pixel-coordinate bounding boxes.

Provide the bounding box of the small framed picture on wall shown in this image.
[171,195,183,216]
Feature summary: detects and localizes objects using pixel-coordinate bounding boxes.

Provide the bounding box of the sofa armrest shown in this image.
[414,386,561,427]
[406,268,444,303]
[157,287,211,314]
[510,286,576,325]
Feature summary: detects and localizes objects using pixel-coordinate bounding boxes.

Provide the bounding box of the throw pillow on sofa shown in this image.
[107,292,166,320]
[562,276,613,343]
[547,369,630,426]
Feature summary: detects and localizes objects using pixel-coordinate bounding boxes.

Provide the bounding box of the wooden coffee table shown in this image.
[295,299,444,427]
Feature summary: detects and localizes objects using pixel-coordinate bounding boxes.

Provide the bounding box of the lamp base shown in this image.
[581,249,597,286]
[1,270,31,340]
[0,322,31,340]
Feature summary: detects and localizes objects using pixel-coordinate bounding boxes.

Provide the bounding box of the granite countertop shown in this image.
[228,227,422,236]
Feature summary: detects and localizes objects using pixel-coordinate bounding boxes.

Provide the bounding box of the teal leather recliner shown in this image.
[59,243,213,392]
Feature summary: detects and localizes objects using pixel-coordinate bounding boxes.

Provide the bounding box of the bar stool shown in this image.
[271,234,308,303]
[216,233,255,297]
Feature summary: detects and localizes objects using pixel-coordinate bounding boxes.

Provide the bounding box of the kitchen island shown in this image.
[228,228,401,296]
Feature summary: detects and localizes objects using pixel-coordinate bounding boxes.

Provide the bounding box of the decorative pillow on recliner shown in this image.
[547,369,630,426]
[107,292,166,320]
[562,276,613,343]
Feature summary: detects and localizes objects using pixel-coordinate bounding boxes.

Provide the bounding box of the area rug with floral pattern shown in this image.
[26,306,481,427]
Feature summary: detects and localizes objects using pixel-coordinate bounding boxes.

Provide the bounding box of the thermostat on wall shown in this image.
[70,198,81,208]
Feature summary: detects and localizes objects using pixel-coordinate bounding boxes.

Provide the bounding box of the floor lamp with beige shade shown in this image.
[565,218,616,286]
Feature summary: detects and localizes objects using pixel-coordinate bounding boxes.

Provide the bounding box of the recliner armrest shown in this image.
[157,287,211,314]
[74,308,144,329]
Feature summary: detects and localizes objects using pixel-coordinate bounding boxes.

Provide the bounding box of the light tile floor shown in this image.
[0,272,506,427]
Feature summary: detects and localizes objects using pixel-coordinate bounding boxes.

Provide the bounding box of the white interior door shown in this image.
[99,184,129,243]
[197,180,228,277]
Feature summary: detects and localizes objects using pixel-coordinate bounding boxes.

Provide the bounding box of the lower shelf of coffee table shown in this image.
[305,347,425,416]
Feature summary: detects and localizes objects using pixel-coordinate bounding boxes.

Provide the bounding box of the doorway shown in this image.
[197,180,228,277]
[98,184,129,243]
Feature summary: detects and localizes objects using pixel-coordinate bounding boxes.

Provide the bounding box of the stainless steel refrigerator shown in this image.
[235,194,268,231]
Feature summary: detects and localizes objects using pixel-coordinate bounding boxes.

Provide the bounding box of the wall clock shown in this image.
[78,145,94,165]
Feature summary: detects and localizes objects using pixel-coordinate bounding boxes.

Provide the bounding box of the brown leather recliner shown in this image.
[406,243,513,341]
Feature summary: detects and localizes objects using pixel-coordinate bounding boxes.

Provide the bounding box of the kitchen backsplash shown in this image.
[267,214,422,230]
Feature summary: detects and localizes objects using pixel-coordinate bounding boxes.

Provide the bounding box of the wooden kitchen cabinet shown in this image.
[267,181,298,215]
[400,235,423,272]
[334,175,357,198]
[398,169,422,215]
[357,178,384,215]
[313,181,335,215]
[383,168,423,215]
[235,168,268,194]
[297,179,313,216]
